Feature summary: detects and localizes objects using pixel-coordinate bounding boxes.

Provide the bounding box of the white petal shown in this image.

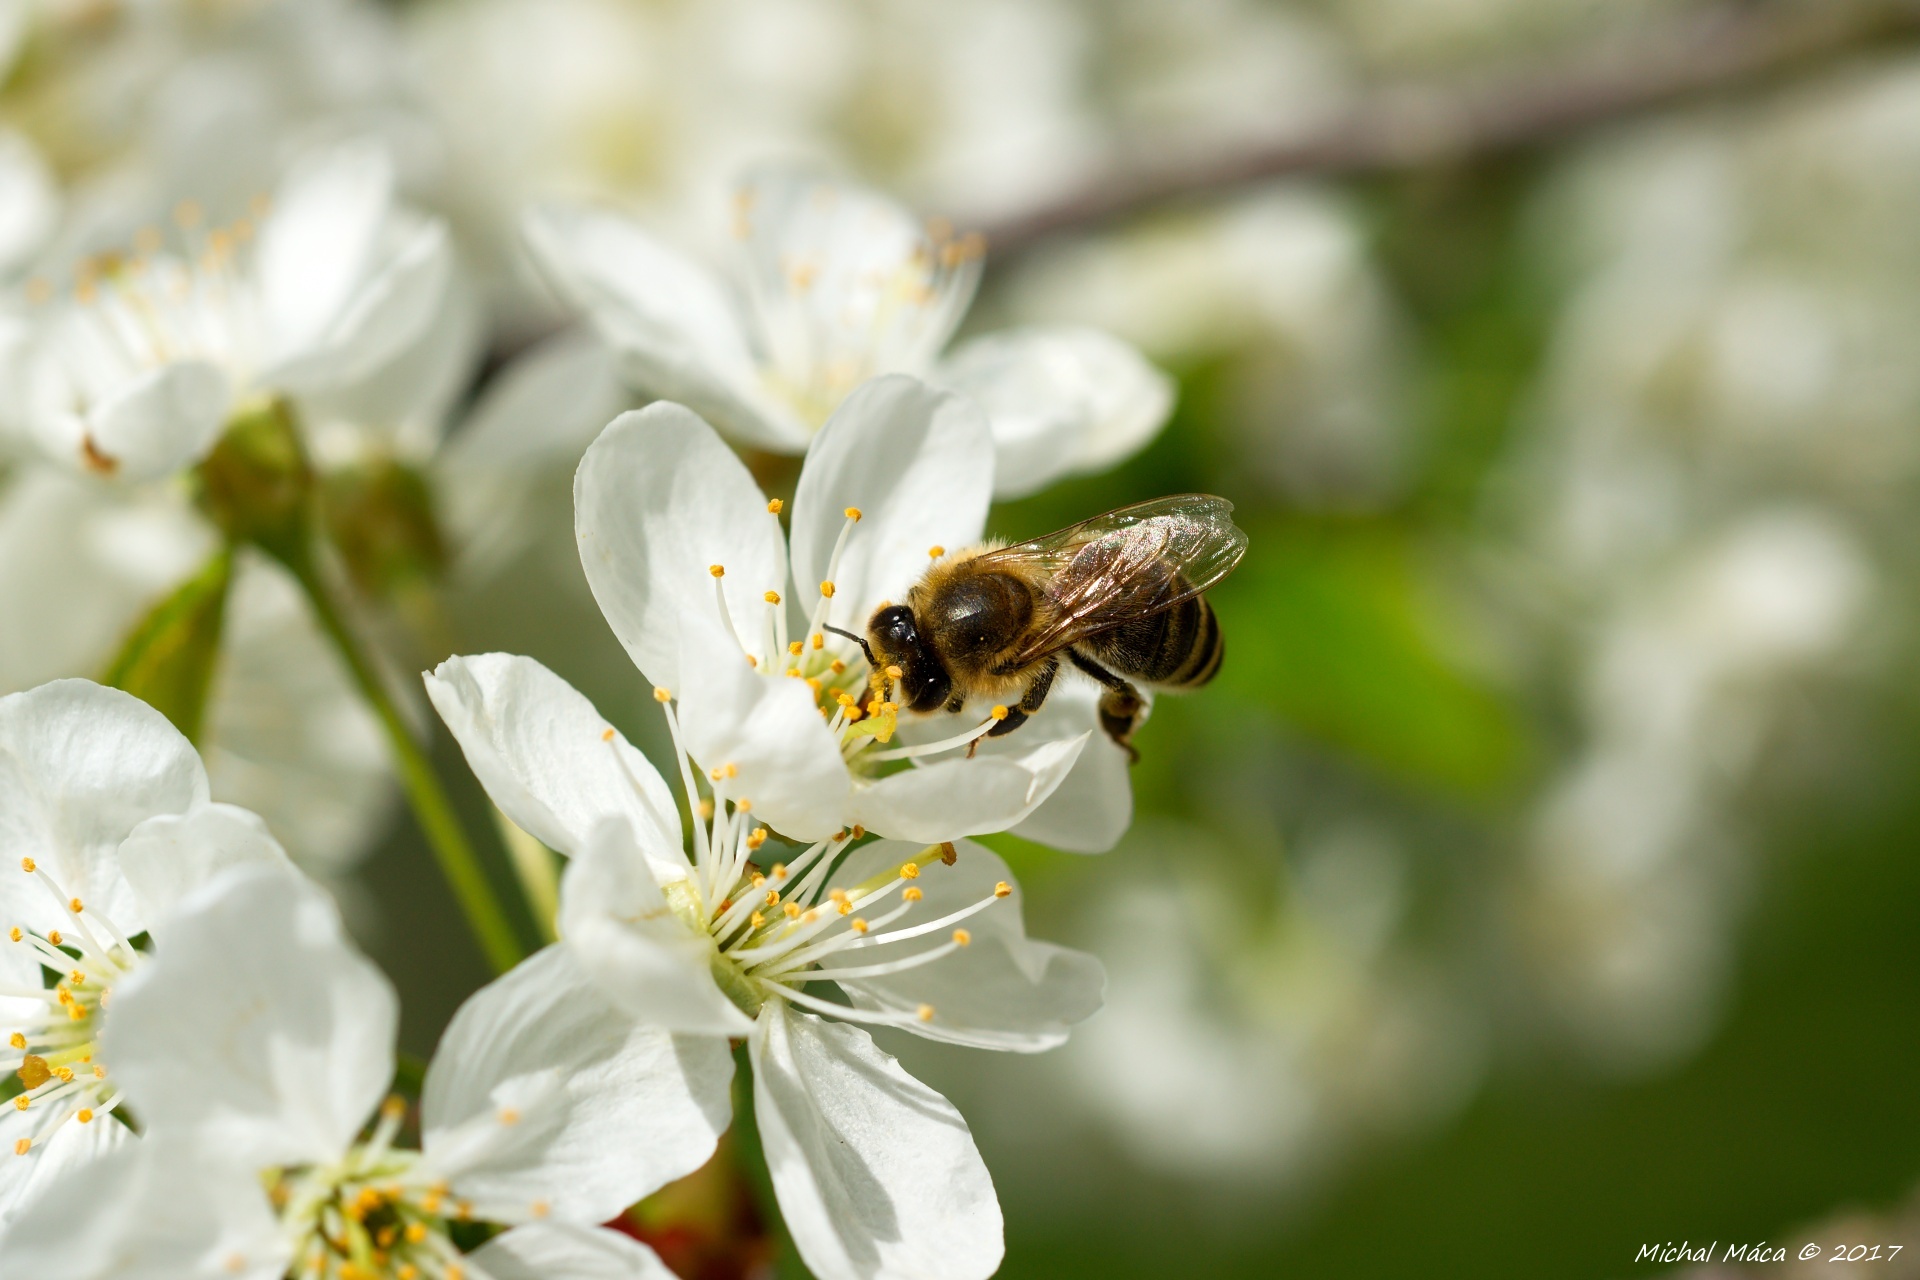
[56,359,231,483]
[822,840,1103,1052]
[257,139,394,359]
[435,329,627,578]
[267,219,454,394]
[470,1223,680,1280]
[199,553,392,878]
[574,402,786,692]
[523,203,796,449]
[0,1132,287,1280]
[557,818,754,1037]
[422,943,731,1224]
[102,865,395,1169]
[990,686,1132,853]
[790,375,993,634]
[751,1003,1002,1280]
[0,678,209,939]
[674,614,851,844]
[0,129,57,279]
[848,732,1087,844]
[425,653,683,867]
[934,327,1173,499]
[0,1104,130,1236]
[116,802,297,945]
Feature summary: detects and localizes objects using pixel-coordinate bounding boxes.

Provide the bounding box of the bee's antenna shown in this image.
[823,624,878,669]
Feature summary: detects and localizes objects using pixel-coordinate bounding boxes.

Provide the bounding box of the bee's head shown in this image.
[866,604,951,713]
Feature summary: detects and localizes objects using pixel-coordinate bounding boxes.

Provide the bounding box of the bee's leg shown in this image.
[969,659,1059,756]
[986,657,1058,739]
[1066,650,1145,762]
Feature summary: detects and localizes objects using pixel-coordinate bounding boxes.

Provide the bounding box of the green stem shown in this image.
[292,558,525,974]
[492,806,560,944]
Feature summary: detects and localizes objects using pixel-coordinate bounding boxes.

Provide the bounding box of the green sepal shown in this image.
[101,548,234,745]
[319,457,449,600]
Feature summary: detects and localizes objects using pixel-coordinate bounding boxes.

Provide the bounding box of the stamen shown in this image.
[862,715,1000,762]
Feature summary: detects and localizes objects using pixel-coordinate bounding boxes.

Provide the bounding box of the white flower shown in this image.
[0,860,724,1279]
[10,138,452,482]
[425,647,1105,1280]
[0,679,295,1227]
[525,167,1173,497]
[566,373,1137,848]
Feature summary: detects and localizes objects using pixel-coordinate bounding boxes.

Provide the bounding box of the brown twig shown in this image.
[980,0,1920,261]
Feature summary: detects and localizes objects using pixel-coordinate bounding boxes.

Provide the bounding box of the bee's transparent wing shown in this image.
[972,495,1248,666]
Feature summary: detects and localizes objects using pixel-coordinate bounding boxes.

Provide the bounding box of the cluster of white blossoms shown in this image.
[0,8,1184,1274]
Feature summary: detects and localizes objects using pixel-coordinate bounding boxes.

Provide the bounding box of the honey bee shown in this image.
[829,495,1248,759]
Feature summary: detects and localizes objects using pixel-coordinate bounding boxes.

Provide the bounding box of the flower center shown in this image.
[272,1099,486,1280]
[734,188,985,433]
[633,702,1014,1032]
[3,857,137,1156]
[29,201,266,439]
[706,509,1007,775]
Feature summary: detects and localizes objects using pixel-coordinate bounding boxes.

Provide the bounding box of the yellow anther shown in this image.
[952,929,972,946]
[399,1267,419,1280]
[11,1138,27,1155]
[420,1192,444,1214]
[772,863,789,879]
[601,728,615,742]
[531,1199,551,1219]
[851,918,869,933]
[709,766,725,781]
[749,828,769,848]
[68,898,82,914]
[928,545,945,558]
[736,798,752,812]
[804,909,820,923]
[66,1004,84,1022]
[844,507,863,522]
[784,902,802,919]
[382,1095,407,1121]
[18,859,33,874]
[55,988,71,1006]
[917,1004,935,1022]
[830,658,847,673]
[709,564,725,577]
[69,969,83,986]
[789,640,804,656]
[851,825,867,839]
[654,686,673,702]
[12,1096,26,1111]
[990,706,1009,721]
[767,499,784,514]
[828,888,849,904]
[750,911,766,929]
[5,928,15,942]
[405,1223,428,1244]
[812,633,825,650]
[76,1108,93,1123]
[698,799,714,820]
[787,667,802,677]
[54,1066,72,1083]
[765,590,782,605]
[941,842,958,865]
[820,581,836,598]
[764,890,780,906]
[92,1065,105,1078]
[448,1266,466,1280]
[885,665,904,679]
[837,901,852,916]
[904,887,924,902]
[46,931,59,947]
[498,1107,521,1126]
[724,763,739,779]
[456,1201,473,1222]
[6,1033,20,1049]
[994,881,1012,898]
[17,1056,49,1089]
[751,872,767,889]
[900,862,921,880]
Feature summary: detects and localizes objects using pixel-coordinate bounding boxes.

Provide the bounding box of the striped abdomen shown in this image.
[1078,594,1224,689]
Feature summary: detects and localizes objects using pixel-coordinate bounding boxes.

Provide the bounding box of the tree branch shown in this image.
[980,0,1920,260]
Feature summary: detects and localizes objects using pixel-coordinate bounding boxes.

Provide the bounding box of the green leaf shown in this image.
[1214,520,1526,797]
[101,548,234,744]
